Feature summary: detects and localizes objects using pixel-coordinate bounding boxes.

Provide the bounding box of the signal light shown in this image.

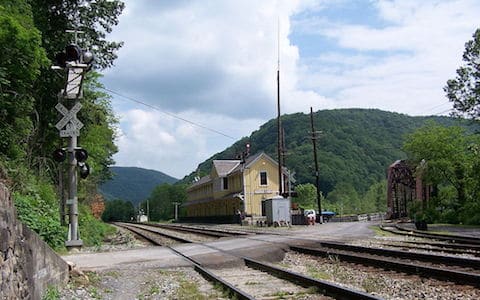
[281,191,298,198]
[75,149,88,162]
[82,51,94,64]
[52,149,67,162]
[54,44,94,69]
[65,44,82,62]
[78,162,90,179]
[55,52,67,68]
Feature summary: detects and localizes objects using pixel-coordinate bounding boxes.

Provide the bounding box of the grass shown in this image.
[369,225,394,237]
[87,286,101,299]
[328,255,351,282]
[41,286,60,300]
[84,271,101,285]
[148,284,160,295]
[306,265,331,280]
[104,270,120,279]
[175,279,210,300]
[425,223,480,235]
[361,275,386,293]
[269,290,292,299]
[67,270,107,299]
[431,223,480,228]
[136,281,160,299]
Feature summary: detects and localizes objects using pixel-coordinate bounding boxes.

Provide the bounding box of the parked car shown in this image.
[321,211,336,222]
[304,209,316,218]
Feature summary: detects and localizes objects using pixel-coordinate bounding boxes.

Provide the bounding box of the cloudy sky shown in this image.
[101,0,480,179]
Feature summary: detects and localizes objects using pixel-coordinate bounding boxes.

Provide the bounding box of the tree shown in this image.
[0,0,47,160]
[26,0,124,178]
[102,199,134,222]
[142,184,187,221]
[325,182,362,214]
[403,122,480,224]
[404,122,475,205]
[362,180,387,213]
[294,183,318,209]
[444,28,480,119]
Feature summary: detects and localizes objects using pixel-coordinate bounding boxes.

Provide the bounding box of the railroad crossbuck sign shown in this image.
[55,102,84,137]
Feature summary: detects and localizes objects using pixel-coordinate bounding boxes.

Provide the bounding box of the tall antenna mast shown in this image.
[277,19,283,195]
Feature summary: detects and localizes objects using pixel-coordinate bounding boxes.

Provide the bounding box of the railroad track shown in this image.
[316,240,480,269]
[114,222,209,244]
[379,240,480,257]
[142,222,480,271]
[116,222,382,299]
[290,243,480,287]
[147,223,251,237]
[380,224,480,246]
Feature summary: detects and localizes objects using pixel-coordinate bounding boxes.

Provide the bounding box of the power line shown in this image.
[432,108,453,116]
[417,101,451,115]
[100,87,237,140]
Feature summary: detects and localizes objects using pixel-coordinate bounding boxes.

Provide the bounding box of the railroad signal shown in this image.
[55,44,94,68]
[65,44,82,62]
[55,52,67,68]
[53,148,67,162]
[75,148,88,162]
[53,32,95,249]
[281,191,298,198]
[78,162,90,179]
[75,148,89,179]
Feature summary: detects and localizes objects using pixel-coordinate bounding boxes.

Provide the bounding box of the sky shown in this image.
[100,0,480,179]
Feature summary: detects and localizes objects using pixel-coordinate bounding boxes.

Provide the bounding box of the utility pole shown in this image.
[52,30,93,249]
[276,23,283,196]
[310,107,323,223]
[173,202,180,221]
[147,198,150,222]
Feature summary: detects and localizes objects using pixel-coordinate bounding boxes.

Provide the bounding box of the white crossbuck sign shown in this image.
[55,102,84,137]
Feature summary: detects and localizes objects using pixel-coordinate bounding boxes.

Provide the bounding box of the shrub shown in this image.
[13,180,66,251]
[79,204,115,246]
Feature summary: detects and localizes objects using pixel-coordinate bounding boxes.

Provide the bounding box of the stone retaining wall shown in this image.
[0,181,69,300]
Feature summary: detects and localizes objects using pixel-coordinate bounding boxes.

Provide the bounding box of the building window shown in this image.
[260,171,267,185]
[222,177,228,190]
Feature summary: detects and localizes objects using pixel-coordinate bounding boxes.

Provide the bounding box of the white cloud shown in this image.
[102,0,480,177]
[104,0,305,119]
[112,107,264,178]
[294,0,480,115]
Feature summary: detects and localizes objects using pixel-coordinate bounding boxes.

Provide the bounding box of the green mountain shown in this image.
[180,108,478,196]
[99,166,178,206]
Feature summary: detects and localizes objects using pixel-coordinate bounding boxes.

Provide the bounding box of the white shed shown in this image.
[264,196,291,226]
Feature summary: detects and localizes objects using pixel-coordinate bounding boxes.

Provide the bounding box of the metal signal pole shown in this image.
[310,107,323,223]
[53,30,93,249]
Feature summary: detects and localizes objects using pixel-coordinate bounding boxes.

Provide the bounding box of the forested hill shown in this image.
[180,109,477,196]
[99,167,178,206]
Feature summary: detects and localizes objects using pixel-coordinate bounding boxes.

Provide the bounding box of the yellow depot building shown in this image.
[185,152,290,222]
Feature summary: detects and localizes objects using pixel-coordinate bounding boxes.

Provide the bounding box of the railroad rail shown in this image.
[114,222,194,244]
[315,240,480,269]
[243,257,381,300]
[167,246,256,300]
[290,244,480,287]
[144,223,250,237]
[395,224,480,244]
[117,222,383,299]
[380,224,480,246]
[380,240,480,254]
